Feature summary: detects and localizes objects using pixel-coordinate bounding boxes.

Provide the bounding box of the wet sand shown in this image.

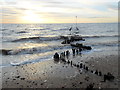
[2,54,119,89]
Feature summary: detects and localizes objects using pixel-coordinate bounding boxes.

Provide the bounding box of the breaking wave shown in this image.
[1,45,71,55]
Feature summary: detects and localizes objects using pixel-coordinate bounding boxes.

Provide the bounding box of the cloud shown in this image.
[1,0,118,23]
[1,7,23,16]
[107,4,118,11]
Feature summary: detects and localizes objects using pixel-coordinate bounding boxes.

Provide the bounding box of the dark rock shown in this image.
[71,43,92,50]
[73,64,76,67]
[91,70,93,73]
[77,64,79,68]
[41,83,44,85]
[79,82,83,84]
[104,72,115,82]
[71,43,83,48]
[21,78,25,80]
[13,79,16,80]
[61,35,84,44]
[62,58,66,62]
[54,52,59,60]
[61,39,71,44]
[86,83,94,90]
[95,70,98,75]
[15,76,20,78]
[82,46,92,50]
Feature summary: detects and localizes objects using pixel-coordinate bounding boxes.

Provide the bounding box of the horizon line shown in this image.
[0,22,118,24]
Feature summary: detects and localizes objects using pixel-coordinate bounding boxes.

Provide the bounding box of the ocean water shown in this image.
[1,23,118,67]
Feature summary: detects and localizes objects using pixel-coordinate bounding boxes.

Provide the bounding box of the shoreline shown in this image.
[2,53,119,88]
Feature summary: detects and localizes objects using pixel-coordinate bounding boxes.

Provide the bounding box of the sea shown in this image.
[0,23,119,67]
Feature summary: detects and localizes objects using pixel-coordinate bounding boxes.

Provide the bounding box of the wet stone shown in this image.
[79,82,83,84]
[20,78,25,80]
[41,83,44,85]
[15,76,20,78]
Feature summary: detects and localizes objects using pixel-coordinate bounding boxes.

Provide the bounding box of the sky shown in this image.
[0,0,119,23]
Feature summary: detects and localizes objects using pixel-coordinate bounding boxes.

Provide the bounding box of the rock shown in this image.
[54,52,59,60]
[79,82,83,84]
[73,64,76,67]
[95,70,98,75]
[82,46,92,50]
[15,76,20,78]
[86,83,94,90]
[20,78,25,80]
[41,83,44,85]
[71,43,92,50]
[61,40,71,44]
[91,70,93,73]
[61,35,84,44]
[104,72,115,82]
[71,43,83,48]
[77,64,79,68]
[61,56,66,62]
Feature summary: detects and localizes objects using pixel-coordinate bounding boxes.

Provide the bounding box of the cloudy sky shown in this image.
[0,0,119,23]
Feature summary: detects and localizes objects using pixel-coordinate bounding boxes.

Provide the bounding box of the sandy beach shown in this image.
[2,52,119,89]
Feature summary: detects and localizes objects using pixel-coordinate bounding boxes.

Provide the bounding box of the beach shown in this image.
[2,52,119,89]
[1,23,119,89]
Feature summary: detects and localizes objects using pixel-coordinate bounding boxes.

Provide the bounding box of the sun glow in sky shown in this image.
[0,0,119,23]
[20,10,44,23]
